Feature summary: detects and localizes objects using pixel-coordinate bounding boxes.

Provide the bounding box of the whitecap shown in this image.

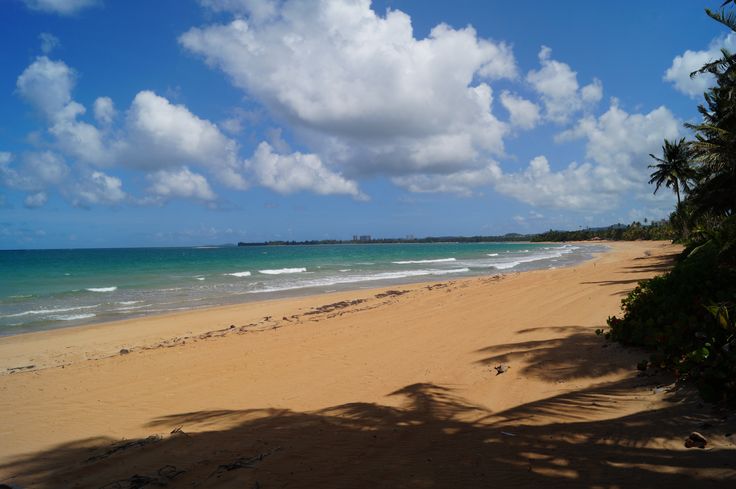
[49,313,96,321]
[259,267,307,275]
[87,287,117,293]
[392,258,456,264]
[226,271,251,277]
[4,305,99,318]
[250,268,469,294]
[487,253,499,257]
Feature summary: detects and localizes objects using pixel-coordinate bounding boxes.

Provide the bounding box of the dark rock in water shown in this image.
[119,348,130,355]
[494,364,510,375]
[685,431,708,448]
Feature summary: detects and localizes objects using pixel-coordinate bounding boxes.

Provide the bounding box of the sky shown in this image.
[0,0,733,249]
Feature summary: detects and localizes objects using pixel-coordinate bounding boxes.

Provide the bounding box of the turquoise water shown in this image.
[0,242,604,335]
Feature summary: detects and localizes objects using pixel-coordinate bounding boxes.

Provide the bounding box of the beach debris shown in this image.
[170,426,188,436]
[304,299,365,315]
[375,289,409,298]
[7,365,35,373]
[98,465,184,489]
[501,431,516,437]
[86,435,162,462]
[494,364,510,375]
[210,448,282,478]
[685,431,708,449]
[119,348,130,355]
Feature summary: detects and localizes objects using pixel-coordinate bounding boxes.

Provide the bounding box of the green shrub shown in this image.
[606,245,736,403]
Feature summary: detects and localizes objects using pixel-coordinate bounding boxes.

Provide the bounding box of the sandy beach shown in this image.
[1,240,734,488]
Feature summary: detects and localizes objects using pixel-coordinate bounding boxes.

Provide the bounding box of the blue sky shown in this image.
[0,0,732,248]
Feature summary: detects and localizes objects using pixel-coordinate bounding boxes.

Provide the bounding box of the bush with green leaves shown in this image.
[606,245,736,402]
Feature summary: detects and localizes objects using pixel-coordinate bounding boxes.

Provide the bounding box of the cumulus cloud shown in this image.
[391,100,680,207]
[65,170,126,207]
[499,91,540,130]
[0,150,126,208]
[526,46,602,123]
[16,56,75,118]
[122,91,247,190]
[16,57,111,166]
[24,192,48,208]
[495,156,603,209]
[39,33,60,54]
[557,102,681,192]
[664,32,736,98]
[93,96,116,125]
[180,0,516,175]
[13,56,254,203]
[0,151,69,193]
[391,165,500,197]
[146,167,217,201]
[247,141,365,199]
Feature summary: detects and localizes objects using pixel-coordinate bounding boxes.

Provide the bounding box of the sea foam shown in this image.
[250,267,470,294]
[50,313,96,321]
[392,258,456,264]
[4,305,99,318]
[226,271,251,277]
[259,267,307,275]
[86,287,117,293]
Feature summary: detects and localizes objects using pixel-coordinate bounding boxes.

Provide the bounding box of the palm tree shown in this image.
[648,138,694,207]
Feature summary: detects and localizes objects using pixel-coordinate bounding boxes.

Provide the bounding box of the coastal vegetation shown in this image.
[237,221,675,247]
[606,1,736,403]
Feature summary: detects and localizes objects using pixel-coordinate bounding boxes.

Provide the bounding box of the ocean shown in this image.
[0,242,605,336]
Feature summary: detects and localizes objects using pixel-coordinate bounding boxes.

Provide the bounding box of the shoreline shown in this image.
[3,240,735,488]
[0,242,609,374]
[0,241,603,338]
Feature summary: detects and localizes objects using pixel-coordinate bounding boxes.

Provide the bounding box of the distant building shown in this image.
[353,235,372,242]
[405,234,415,240]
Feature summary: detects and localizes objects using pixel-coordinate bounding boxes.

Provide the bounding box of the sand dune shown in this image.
[1,241,734,488]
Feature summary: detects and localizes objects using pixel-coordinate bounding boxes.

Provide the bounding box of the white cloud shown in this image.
[23,0,98,15]
[495,156,604,209]
[391,164,500,197]
[16,57,111,166]
[664,32,736,98]
[147,167,217,201]
[65,170,126,207]
[123,90,247,189]
[499,91,540,130]
[180,0,516,175]
[0,151,69,192]
[526,46,602,123]
[93,96,116,125]
[39,33,60,54]
[247,141,365,199]
[16,56,75,119]
[24,192,48,208]
[557,102,681,192]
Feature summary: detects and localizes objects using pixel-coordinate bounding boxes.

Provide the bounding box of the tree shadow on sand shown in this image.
[2,330,735,489]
